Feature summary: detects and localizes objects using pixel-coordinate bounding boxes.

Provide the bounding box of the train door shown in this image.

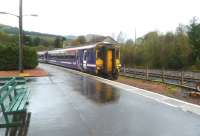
[106,49,113,72]
[83,50,87,69]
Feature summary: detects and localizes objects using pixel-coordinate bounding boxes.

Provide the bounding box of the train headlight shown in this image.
[116,64,121,69]
[97,65,103,70]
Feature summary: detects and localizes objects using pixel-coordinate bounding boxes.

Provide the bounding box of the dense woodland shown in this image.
[120,18,200,71]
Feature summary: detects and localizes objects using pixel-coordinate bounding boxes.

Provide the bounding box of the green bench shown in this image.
[0,77,26,86]
[0,77,31,136]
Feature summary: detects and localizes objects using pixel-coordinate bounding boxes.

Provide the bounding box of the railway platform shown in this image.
[1,63,200,136]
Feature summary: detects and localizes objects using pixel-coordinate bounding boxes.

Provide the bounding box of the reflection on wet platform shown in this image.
[79,77,120,103]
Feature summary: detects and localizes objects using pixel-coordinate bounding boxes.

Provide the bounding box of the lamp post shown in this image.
[0,0,37,73]
[19,0,23,73]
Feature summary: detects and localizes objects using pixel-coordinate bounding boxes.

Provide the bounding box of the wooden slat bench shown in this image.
[0,77,31,136]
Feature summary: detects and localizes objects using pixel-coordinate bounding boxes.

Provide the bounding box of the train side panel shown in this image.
[41,47,97,74]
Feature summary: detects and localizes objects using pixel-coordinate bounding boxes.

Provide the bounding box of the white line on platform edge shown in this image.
[47,64,200,116]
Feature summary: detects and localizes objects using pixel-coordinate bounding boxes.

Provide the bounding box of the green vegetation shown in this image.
[165,85,180,96]
[0,24,69,70]
[71,35,86,45]
[0,32,18,45]
[23,35,66,50]
[0,24,67,51]
[187,17,200,70]
[120,18,200,71]
[23,46,38,69]
[0,44,38,70]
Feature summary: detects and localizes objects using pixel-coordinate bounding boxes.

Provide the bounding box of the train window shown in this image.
[83,50,87,60]
[64,55,75,59]
[97,50,100,58]
[69,55,75,59]
[97,49,102,59]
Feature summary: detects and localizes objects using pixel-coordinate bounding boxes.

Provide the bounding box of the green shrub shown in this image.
[23,46,38,69]
[0,44,38,70]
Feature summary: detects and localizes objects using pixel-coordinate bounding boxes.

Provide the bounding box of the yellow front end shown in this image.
[115,48,121,73]
[96,49,103,74]
[95,46,121,79]
[115,59,121,72]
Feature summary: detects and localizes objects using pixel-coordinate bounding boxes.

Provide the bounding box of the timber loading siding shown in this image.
[120,68,200,92]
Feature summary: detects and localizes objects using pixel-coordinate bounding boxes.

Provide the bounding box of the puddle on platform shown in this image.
[26,78,37,82]
[77,77,120,103]
[27,74,120,103]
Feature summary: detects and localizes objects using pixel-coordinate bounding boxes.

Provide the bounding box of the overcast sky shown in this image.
[0,0,199,39]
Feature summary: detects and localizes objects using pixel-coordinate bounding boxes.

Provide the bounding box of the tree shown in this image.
[32,37,41,46]
[125,39,134,46]
[0,32,18,45]
[120,28,193,70]
[142,31,160,68]
[23,35,33,46]
[187,17,200,64]
[176,24,187,34]
[117,31,125,43]
[54,36,62,48]
[71,36,86,45]
[77,36,86,44]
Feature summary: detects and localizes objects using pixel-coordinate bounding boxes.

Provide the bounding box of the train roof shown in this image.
[38,37,119,54]
[47,44,96,54]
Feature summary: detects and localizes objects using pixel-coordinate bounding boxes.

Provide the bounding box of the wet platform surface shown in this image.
[26,64,200,136]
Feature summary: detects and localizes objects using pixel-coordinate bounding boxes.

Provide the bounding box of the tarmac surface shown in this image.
[26,64,200,136]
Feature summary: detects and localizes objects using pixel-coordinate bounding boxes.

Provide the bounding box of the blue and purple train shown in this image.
[38,40,121,79]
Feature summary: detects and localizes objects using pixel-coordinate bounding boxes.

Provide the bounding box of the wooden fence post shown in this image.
[162,69,165,83]
[146,66,149,80]
[181,71,184,85]
[134,66,136,77]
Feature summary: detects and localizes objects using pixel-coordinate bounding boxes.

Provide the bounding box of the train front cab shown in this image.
[96,44,121,80]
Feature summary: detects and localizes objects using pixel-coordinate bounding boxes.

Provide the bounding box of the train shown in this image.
[38,39,121,80]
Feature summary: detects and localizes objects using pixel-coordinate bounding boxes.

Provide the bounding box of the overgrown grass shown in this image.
[165,85,180,95]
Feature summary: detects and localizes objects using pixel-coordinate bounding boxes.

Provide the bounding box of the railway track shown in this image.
[120,68,200,92]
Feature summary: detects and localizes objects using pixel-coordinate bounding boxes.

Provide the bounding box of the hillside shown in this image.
[0,24,61,37]
[0,24,69,50]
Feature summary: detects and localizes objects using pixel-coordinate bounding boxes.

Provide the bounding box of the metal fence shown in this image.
[120,67,200,92]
